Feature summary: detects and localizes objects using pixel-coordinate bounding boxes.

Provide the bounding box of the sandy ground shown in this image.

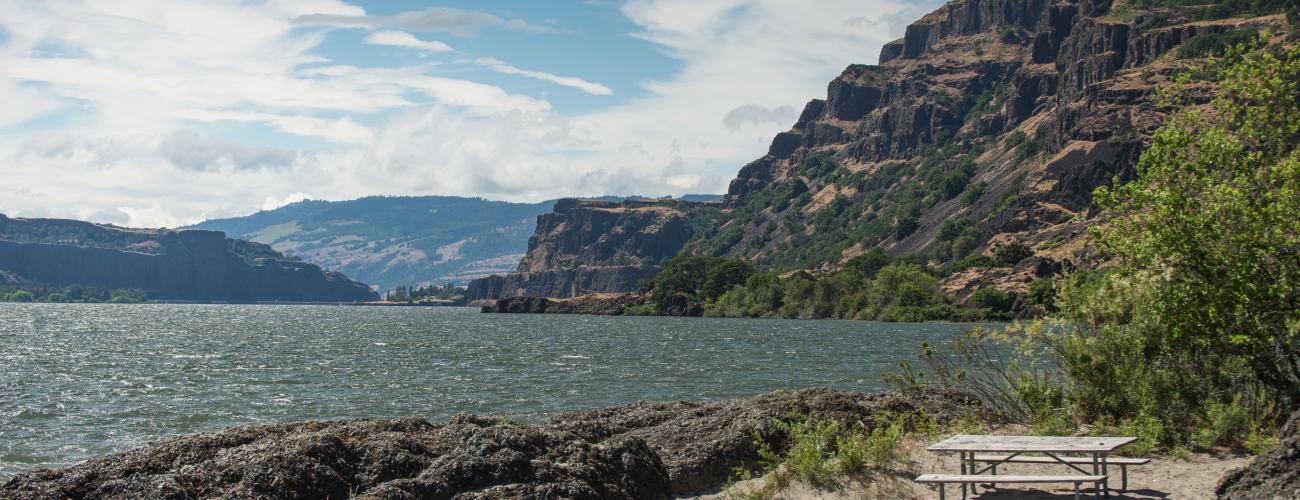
[687,430,1254,500]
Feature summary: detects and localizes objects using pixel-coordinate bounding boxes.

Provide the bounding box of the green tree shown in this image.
[1091,40,1300,406]
[6,290,34,302]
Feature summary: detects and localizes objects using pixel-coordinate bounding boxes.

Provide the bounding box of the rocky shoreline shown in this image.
[3,386,1296,499]
[0,387,976,499]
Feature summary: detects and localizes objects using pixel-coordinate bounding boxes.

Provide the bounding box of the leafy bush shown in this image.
[650,255,754,310]
[1000,27,1019,43]
[960,180,987,205]
[1176,29,1258,59]
[1024,278,1057,311]
[4,290,34,302]
[970,287,1012,312]
[741,415,909,495]
[992,241,1033,266]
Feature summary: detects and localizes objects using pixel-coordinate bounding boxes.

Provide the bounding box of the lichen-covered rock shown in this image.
[0,388,978,499]
[1216,411,1300,499]
[0,415,671,500]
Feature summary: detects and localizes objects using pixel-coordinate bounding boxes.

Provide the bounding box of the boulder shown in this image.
[0,415,671,500]
[547,386,978,494]
[1216,411,1300,499]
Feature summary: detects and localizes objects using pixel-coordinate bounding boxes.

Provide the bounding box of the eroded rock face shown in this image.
[1216,411,1300,499]
[466,199,718,300]
[0,216,377,302]
[0,388,978,499]
[695,0,1283,297]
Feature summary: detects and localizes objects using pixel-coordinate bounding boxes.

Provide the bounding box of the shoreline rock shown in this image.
[0,387,977,499]
[1215,410,1300,499]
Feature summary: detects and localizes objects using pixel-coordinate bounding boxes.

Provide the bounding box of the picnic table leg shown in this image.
[1073,481,1081,500]
[969,453,978,495]
[1091,454,1099,495]
[939,483,946,500]
[1121,464,1128,492]
[960,452,968,500]
[1102,454,1110,496]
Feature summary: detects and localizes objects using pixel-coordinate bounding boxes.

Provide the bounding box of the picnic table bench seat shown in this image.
[971,454,1151,491]
[916,473,1108,500]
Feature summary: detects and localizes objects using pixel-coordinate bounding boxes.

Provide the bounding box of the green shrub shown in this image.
[1024,278,1057,311]
[1176,29,1259,59]
[992,241,1033,266]
[1000,27,1019,43]
[961,180,987,205]
[650,255,754,311]
[970,287,1012,312]
[5,290,34,302]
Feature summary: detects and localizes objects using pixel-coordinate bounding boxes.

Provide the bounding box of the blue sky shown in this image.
[0,0,940,227]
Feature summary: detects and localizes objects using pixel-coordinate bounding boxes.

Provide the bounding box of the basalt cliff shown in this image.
[465,198,719,301]
[480,0,1282,305]
[692,0,1282,297]
[0,214,378,302]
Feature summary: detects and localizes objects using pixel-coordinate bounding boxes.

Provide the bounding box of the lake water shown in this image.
[0,303,985,478]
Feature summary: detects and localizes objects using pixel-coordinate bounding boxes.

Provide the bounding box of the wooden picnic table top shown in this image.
[927,434,1137,453]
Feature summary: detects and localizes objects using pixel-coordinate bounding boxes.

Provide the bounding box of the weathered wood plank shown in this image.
[915,473,1108,483]
[972,454,1150,465]
[927,434,1136,452]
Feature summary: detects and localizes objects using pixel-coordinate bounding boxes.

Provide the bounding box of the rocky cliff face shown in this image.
[465,199,718,300]
[687,0,1281,295]
[0,214,378,302]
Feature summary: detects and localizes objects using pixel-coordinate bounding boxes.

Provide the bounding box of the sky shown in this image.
[0,0,941,228]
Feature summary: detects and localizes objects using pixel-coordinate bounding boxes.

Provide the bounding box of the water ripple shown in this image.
[0,303,989,479]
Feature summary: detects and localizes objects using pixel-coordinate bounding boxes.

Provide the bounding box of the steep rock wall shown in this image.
[466,199,713,300]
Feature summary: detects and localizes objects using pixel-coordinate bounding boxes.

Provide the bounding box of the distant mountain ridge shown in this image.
[0,213,376,302]
[192,195,722,291]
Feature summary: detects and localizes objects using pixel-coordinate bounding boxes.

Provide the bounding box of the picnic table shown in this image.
[919,434,1138,499]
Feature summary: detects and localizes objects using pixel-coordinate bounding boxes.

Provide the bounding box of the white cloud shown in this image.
[364,30,453,54]
[294,7,557,36]
[262,191,312,210]
[0,81,65,128]
[0,0,937,228]
[723,104,799,130]
[473,57,613,96]
[179,110,377,146]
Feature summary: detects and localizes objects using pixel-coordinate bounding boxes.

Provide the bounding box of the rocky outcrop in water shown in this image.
[0,387,977,499]
[465,198,718,301]
[1216,410,1300,499]
[0,215,377,302]
[482,293,644,315]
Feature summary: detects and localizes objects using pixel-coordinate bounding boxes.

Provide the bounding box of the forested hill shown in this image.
[0,214,377,302]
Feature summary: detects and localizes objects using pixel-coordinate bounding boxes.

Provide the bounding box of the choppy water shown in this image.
[0,303,984,478]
